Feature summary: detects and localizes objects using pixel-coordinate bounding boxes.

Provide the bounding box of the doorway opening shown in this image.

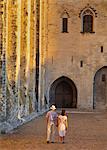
[49,76,77,108]
[93,66,107,109]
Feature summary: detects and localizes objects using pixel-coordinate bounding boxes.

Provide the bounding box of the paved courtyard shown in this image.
[0,111,107,150]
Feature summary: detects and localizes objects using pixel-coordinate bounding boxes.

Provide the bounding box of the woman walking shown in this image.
[58,109,68,143]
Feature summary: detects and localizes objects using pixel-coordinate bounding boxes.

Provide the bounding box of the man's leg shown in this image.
[47,124,51,143]
[51,124,56,143]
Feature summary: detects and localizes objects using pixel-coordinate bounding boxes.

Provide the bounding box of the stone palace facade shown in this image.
[0,0,107,133]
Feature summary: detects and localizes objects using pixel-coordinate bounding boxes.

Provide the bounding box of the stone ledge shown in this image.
[0,108,48,135]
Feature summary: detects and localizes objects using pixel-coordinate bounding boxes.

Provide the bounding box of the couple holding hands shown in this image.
[46,105,68,144]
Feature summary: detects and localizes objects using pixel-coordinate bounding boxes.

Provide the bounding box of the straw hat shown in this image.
[50,105,56,110]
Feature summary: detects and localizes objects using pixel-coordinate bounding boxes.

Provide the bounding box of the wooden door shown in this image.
[55,81,73,108]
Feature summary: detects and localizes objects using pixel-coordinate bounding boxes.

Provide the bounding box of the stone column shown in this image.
[16,0,21,119]
[43,0,49,108]
[38,0,48,111]
[33,0,37,112]
[6,0,18,121]
[20,0,36,117]
[24,0,31,116]
[38,0,44,111]
[20,0,28,117]
[24,0,36,115]
[29,0,37,113]
[0,0,7,122]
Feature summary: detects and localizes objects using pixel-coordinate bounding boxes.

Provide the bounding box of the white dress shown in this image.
[58,115,67,137]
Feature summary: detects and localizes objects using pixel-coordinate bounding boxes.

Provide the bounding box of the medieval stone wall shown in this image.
[39,0,48,110]
[0,0,44,133]
[1,0,107,133]
[42,0,107,109]
[0,0,6,122]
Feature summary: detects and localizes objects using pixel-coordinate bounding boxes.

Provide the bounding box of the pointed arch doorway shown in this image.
[49,76,77,108]
[93,66,107,109]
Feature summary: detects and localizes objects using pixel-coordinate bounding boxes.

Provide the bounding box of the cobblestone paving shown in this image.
[0,111,107,150]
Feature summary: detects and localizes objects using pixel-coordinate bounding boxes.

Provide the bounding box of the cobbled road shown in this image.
[0,111,107,150]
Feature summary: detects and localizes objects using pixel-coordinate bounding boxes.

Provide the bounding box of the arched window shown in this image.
[62,18,68,32]
[61,12,69,33]
[80,8,96,33]
[83,15,93,32]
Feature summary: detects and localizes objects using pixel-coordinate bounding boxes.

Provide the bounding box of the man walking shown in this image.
[46,105,58,143]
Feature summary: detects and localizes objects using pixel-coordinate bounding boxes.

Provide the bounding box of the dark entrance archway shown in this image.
[93,66,107,109]
[49,76,77,108]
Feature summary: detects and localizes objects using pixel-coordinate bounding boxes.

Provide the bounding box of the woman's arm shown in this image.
[65,117,68,130]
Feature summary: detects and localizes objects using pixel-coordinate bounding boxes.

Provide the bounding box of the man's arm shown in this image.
[46,112,49,124]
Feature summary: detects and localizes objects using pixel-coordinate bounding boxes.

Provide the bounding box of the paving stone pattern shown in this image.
[0,112,107,150]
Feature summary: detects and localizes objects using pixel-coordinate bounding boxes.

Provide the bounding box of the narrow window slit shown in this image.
[101,46,103,53]
[80,60,83,67]
[62,18,68,33]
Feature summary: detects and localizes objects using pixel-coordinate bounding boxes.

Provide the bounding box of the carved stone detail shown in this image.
[79,4,97,18]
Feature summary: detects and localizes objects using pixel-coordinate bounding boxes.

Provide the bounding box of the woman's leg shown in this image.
[62,136,65,143]
[59,136,63,142]
[51,124,56,143]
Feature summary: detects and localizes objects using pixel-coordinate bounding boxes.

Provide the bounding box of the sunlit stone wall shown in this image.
[0,0,39,132]
[0,0,6,122]
[7,0,36,119]
[20,0,29,117]
[43,0,107,110]
[38,0,48,111]
[6,0,18,120]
